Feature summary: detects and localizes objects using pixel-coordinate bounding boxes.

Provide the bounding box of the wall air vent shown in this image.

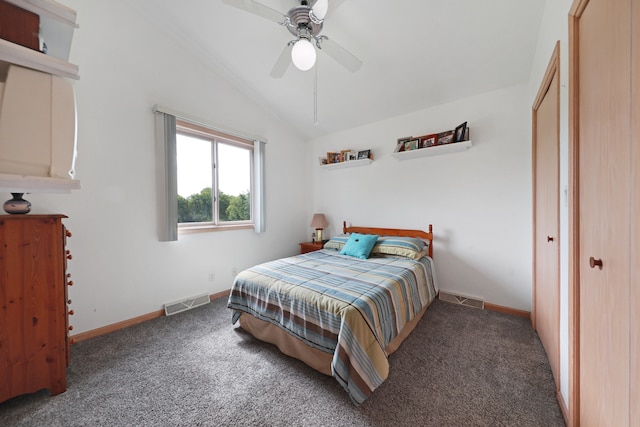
[164,293,210,316]
[439,291,484,309]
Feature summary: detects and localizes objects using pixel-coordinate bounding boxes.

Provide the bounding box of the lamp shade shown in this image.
[310,213,328,229]
[291,38,316,71]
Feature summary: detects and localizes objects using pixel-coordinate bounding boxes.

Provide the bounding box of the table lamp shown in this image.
[310,213,328,242]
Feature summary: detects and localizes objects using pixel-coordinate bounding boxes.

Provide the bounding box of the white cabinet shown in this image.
[0,0,79,79]
[0,0,79,193]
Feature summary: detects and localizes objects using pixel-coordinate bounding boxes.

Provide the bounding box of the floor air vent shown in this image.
[439,291,484,309]
[164,294,211,316]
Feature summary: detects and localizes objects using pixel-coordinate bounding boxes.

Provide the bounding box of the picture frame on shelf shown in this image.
[396,136,412,152]
[437,130,454,145]
[340,149,351,162]
[404,138,420,151]
[319,157,328,166]
[419,134,438,148]
[454,122,467,142]
[347,151,358,161]
[357,149,371,160]
[327,152,340,163]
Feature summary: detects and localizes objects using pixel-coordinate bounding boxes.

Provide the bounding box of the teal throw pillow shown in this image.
[339,233,379,259]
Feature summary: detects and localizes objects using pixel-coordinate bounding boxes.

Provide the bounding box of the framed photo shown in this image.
[454,122,467,142]
[327,152,340,164]
[340,149,351,162]
[347,151,358,161]
[319,157,328,166]
[404,138,419,151]
[396,136,412,152]
[419,134,438,148]
[357,149,371,160]
[437,130,454,145]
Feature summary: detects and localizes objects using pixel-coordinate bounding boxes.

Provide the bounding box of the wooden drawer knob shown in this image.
[68,325,73,331]
[66,250,72,260]
[67,280,73,286]
[68,310,74,315]
[547,236,554,242]
[589,257,603,269]
[67,299,72,304]
[65,230,72,238]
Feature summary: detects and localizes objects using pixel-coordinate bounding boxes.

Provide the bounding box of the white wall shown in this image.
[24,0,309,334]
[309,83,532,311]
[528,0,574,412]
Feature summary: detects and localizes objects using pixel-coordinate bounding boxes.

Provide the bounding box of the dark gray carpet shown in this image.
[0,297,565,426]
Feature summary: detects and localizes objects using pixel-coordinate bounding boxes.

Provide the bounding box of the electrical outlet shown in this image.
[208,272,215,282]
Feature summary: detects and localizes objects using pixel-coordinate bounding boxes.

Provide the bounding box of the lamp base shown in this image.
[316,229,323,242]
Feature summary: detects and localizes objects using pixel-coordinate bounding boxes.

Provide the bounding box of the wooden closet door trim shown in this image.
[533,42,561,111]
[568,1,588,425]
[630,0,639,421]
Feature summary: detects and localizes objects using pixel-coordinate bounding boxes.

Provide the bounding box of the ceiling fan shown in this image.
[222,0,363,78]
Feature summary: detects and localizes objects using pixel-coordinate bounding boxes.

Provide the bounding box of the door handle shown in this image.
[547,236,554,242]
[589,257,603,270]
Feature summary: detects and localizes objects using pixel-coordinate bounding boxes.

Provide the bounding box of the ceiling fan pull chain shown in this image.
[314,64,319,125]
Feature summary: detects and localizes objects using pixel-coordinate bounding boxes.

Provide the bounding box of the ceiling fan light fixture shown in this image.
[291,38,316,71]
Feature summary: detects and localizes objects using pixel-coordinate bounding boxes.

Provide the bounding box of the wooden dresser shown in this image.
[0,214,73,402]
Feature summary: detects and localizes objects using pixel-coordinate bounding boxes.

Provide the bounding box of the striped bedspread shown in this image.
[227,249,438,404]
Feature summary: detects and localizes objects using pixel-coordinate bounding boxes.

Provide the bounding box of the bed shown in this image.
[227,223,438,404]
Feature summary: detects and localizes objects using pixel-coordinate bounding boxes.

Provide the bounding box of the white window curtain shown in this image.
[155,111,178,241]
[253,140,266,233]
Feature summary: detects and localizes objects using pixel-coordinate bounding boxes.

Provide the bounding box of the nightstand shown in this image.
[299,241,324,254]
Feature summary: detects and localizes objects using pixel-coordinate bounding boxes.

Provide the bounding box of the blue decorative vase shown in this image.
[3,193,31,214]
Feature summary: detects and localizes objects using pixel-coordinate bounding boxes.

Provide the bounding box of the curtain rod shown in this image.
[152,104,267,144]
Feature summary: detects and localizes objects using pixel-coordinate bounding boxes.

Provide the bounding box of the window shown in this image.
[154,107,265,241]
[176,120,254,230]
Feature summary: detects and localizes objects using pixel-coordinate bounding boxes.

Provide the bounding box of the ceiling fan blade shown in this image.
[222,0,285,23]
[317,36,362,72]
[270,43,293,78]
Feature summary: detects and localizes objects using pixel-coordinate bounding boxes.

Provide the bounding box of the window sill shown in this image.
[178,223,254,234]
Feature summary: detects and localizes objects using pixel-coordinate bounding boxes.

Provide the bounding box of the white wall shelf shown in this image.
[392,140,472,160]
[0,173,80,193]
[320,158,373,170]
[0,39,79,79]
[0,0,79,79]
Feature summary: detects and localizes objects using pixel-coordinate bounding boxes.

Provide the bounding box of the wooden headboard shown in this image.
[342,221,433,258]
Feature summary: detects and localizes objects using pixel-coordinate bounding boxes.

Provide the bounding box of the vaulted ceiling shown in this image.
[129,1,546,140]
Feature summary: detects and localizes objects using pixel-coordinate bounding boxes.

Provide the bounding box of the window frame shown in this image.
[176,119,254,233]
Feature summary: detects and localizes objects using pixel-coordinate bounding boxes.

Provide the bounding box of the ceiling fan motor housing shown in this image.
[286,5,323,38]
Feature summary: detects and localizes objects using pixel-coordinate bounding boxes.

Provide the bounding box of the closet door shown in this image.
[532,44,560,390]
[575,0,631,424]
